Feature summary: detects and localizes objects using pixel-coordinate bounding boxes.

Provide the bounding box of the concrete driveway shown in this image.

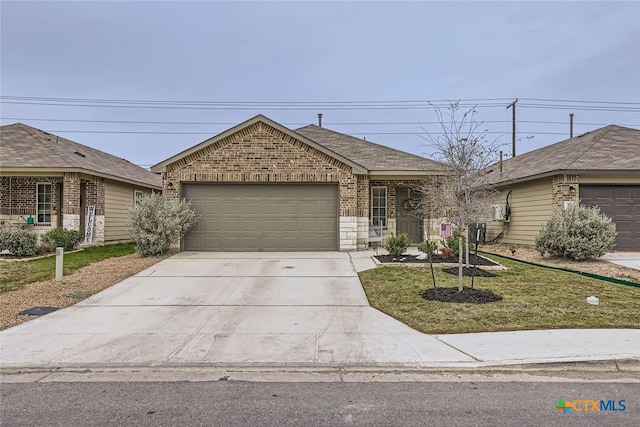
[0,252,472,368]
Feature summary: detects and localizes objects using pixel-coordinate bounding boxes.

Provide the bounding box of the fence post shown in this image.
[55,247,64,283]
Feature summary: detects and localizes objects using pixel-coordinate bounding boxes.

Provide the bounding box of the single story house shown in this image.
[484,125,640,250]
[151,114,445,251]
[0,123,162,244]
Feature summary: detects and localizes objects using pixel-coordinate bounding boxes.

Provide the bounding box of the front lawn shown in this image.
[358,254,640,334]
[0,243,137,293]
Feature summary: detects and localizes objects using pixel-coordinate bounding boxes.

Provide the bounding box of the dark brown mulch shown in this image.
[420,287,503,304]
[441,267,497,277]
[375,254,498,266]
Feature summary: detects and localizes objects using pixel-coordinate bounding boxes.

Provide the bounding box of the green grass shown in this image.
[358,254,640,334]
[0,243,137,293]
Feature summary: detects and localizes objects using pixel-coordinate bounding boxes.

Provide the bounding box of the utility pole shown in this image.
[507,99,517,157]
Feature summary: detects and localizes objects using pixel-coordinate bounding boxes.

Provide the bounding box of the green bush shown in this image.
[535,204,617,261]
[383,233,410,257]
[443,235,460,257]
[41,228,84,251]
[128,192,198,257]
[0,229,38,257]
[417,240,437,257]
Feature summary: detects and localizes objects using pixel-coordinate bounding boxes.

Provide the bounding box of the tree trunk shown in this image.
[465,234,470,267]
[458,235,464,292]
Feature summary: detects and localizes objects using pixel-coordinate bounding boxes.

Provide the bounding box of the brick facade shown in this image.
[164,122,359,215]
[1,174,106,243]
[552,174,579,211]
[160,121,437,250]
[0,176,62,217]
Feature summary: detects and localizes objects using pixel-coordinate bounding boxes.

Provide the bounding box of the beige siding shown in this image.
[104,180,150,242]
[486,178,553,246]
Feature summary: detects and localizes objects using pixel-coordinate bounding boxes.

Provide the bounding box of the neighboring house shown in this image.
[151,114,445,251]
[0,123,161,244]
[484,125,640,250]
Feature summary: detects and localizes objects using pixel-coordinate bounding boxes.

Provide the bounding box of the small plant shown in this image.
[41,228,84,251]
[535,204,617,261]
[35,242,55,256]
[68,290,91,299]
[443,235,459,257]
[128,192,198,257]
[0,229,38,257]
[383,233,410,257]
[417,240,438,257]
[440,247,454,260]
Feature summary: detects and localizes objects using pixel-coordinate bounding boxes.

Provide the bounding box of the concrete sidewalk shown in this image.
[600,252,640,271]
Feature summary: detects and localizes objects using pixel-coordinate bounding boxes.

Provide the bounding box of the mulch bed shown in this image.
[375,254,498,266]
[420,287,503,304]
[441,267,497,277]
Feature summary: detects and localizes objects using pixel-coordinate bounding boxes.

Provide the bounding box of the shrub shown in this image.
[417,240,438,257]
[35,242,55,256]
[41,228,84,251]
[440,247,454,260]
[0,229,38,257]
[535,204,617,261]
[383,233,410,257]
[443,235,460,257]
[128,192,198,257]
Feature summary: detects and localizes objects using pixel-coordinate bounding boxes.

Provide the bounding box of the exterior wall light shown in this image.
[569,185,576,195]
[167,182,174,190]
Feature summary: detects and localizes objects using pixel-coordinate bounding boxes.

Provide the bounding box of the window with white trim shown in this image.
[36,183,52,223]
[371,186,387,227]
[134,190,144,206]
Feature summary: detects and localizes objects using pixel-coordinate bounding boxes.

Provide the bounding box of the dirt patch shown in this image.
[482,244,640,283]
[375,254,498,266]
[0,252,172,331]
[420,286,503,304]
[442,267,497,277]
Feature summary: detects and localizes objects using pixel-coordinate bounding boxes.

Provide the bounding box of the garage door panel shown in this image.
[182,184,338,251]
[581,185,639,250]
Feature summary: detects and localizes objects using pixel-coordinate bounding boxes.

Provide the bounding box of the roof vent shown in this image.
[74,151,86,158]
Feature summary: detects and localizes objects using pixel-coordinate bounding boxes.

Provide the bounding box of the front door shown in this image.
[396,187,422,243]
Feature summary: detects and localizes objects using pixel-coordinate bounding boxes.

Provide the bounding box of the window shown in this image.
[134,190,144,206]
[36,183,52,223]
[371,186,387,227]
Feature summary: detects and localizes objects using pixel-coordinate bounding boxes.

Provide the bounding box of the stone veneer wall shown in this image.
[164,122,360,250]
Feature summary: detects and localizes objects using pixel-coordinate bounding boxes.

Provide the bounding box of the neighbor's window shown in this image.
[371,186,387,227]
[36,183,52,223]
[134,190,144,206]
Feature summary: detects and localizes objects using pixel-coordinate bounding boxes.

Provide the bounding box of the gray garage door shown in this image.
[580,185,640,250]
[182,184,338,251]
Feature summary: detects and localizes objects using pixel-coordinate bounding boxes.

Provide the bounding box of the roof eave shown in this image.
[491,169,640,187]
[0,167,161,190]
[368,169,446,177]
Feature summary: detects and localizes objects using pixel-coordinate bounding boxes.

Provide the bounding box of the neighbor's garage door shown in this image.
[580,185,640,250]
[182,184,338,251]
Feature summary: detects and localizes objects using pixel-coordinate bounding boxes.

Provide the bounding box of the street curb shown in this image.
[2,358,639,376]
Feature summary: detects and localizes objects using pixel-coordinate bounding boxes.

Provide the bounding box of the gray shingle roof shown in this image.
[0,123,161,188]
[485,125,640,185]
[295,124,445,172]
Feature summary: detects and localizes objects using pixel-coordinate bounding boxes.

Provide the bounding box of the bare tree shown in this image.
[415,102,501,291]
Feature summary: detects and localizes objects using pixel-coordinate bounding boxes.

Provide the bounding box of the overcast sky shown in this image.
[1,1,639,169]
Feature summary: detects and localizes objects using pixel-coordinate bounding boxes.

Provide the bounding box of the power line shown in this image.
[35,129,568,136]
[3,117,638,127]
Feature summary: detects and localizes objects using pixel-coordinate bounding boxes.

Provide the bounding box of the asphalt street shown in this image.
[1,380,637,426]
